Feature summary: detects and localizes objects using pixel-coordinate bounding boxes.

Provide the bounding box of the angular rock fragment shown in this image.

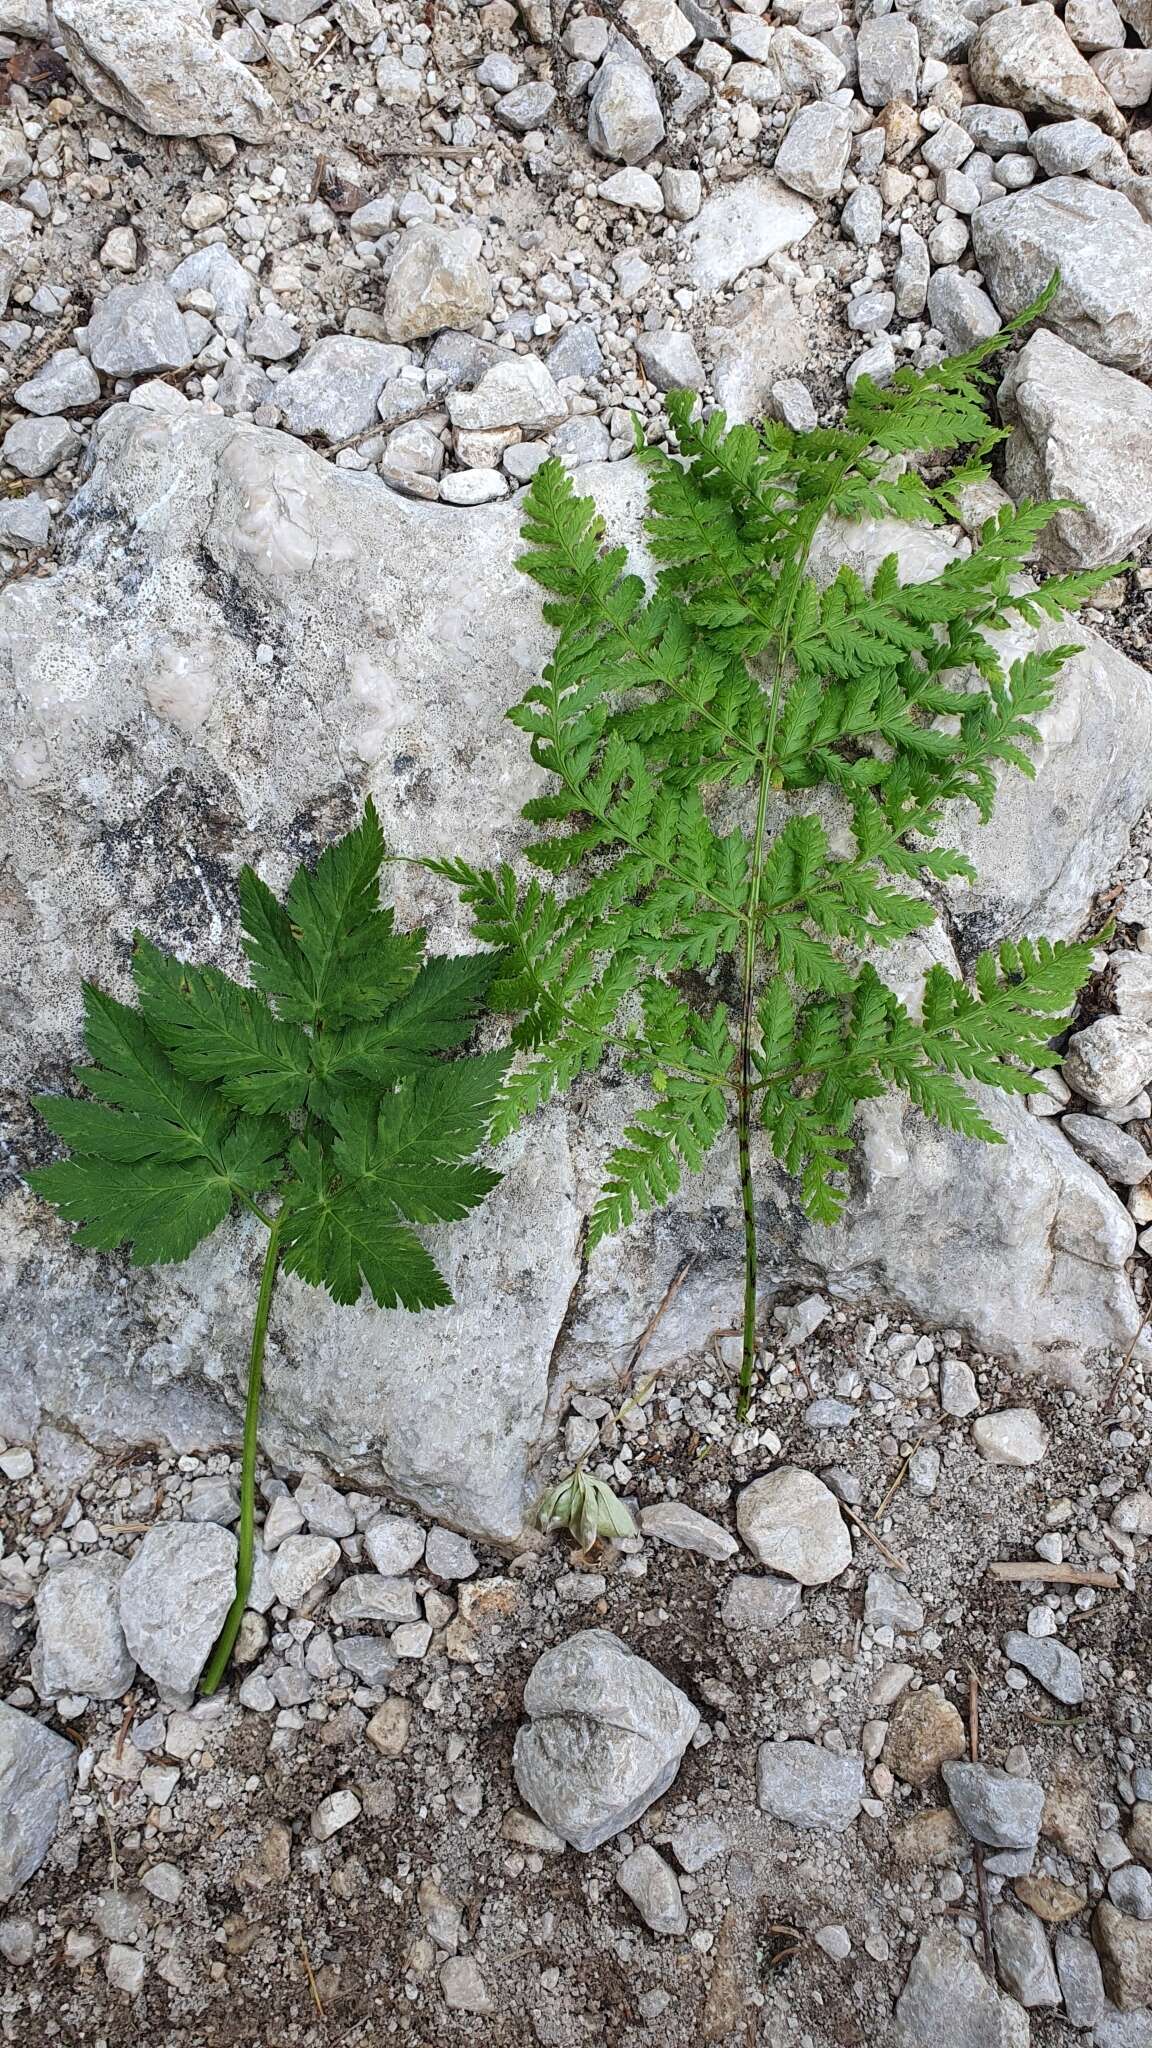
[33,1553,135,1701]
[896,1927,1030,2048]
[0,1703,77,1903]
[53,0,276,140]
[968,2,1125,134]
[756,1740,864,1832]
[513,1630,699,1852]
[736,1467,851,1585]
[118,1522,237,1696]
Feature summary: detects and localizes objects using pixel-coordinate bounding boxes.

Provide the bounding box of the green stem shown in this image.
[736,1082,758,1418]
[200,1219,281,1696]
[732,461,859,1415]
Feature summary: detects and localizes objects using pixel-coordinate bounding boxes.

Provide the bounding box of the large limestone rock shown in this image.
[0,411,1147,1538]
[53,0,277,142]
[998,327,1152,568]
[968,2,1126,135]
[972,181,1152,377]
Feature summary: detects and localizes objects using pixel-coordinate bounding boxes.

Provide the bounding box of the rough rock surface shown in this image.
[0,1703,77,1903]
[735,1466,852,1584]
[999,329,1152,569]
[972,182,1152,377]
[943,1761,1046,1852]
[616,1844,688,1934]
[32,1552,135,1701]
[684,174,817,290]
[896,1926,1030,2047]
[882,1688,967,1787]
[512,1629,700,1851]
[1095,1903,1152,2009]
[382,225,493,346]
[2,415,1147,1538]
[52,0,277,142]
[117,1521,238,1696]
[968,3,1126,136]
[756,1739,865,1831]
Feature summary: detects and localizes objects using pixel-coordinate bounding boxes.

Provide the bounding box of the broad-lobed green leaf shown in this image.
[31,806,506,1305]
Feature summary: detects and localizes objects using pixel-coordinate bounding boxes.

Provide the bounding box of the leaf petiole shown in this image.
[200,1217,282,1696]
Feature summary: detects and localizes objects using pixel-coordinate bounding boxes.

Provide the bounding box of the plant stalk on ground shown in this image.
[29,802,506,1690]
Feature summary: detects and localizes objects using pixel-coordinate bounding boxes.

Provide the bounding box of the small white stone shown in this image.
[972,1409,1048,1468]
[310,1789,362,1840]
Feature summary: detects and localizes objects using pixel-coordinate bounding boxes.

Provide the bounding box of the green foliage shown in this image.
[31,800,506,1308]
[444,281,1109,1403]
[30,802,507,1693]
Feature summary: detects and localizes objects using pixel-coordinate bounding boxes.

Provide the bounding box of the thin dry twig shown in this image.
[762,1922,806,1971]
[300,1939,326,2019]
[840,1502,907,1573]
[1104,1295,1152,1412]
[987,1561,1121,1590]
[875,1450,913,1519]
[967,1669,995,1978]
[114,1697,135,1762]
[620,1254,694,1387]
[349,139,485,162]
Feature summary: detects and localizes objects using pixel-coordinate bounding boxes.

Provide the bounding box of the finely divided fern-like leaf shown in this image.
[479,275,1105,1287]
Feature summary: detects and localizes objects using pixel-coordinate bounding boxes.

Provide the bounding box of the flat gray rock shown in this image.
[327,1574,420,1625]
[720,1574,801,1629]
[33,1552,135,1700]
[118,1522,237,1697]
[0,1702,76,1903]
[896,1927,1030,2048]
[1005,1630,1085,1704]
[513,1629,699,1852]
[639,1500,737,1561]
[942,1761,1045,1852]
[973,181,1152,377]
[756,1739,864,1831]
[1000,329,1152,570]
